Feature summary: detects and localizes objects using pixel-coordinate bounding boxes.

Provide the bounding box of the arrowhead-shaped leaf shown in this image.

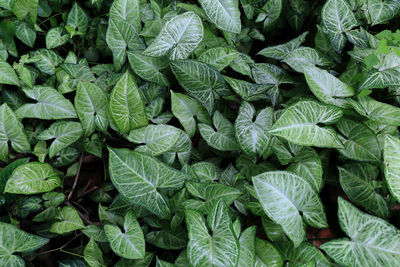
[0,58,19,85]
[50,206,85,234]
[198,0,241,33]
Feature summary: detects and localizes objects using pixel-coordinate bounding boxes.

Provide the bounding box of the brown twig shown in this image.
[74,186,99,200]
[67,154,84,201]
[37,233,83,255]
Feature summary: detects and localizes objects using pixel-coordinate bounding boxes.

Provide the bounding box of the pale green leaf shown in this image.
[303,66,354,108]
[199,111,240,151]
[108,147,187,218]
[144,12,203,60]
[46,27,69,49]
[127,124,180,156]
[256,0,282,29]
[198,0,241,33]
[269,100,344,148]
[170,60,230,114]
[16,86,77,120]
[224,76,270,101]
[234,102,273,156]
[110,0,141,29]
[29,49,63,75]
[171,91,211,137]
[50,206,85,234]
[383,135,400,203]
[253,171,328,247]
[0,58,19,85]
[368,0,400,26]
[109,71,148,134]
[254,238,283,267]
[13,0,38,25]
[321,198,400,266]
[37,121,83,158]
[339,163,389,218]
[198,47,239,71]
[283,47,333,73]
[105,210,145,259]
[75,81,109,136]
[84,239,104,267]
[0,103,30,162]
[237,226,256,267]
[5,162,60,194]
[14,21,36,48]
[67,2,88,35]
[185,200,239,266]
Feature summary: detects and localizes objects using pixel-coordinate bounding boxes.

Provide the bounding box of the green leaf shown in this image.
[185,200,239,266]
[109,71,148,134]
[253,171,327,247]
[29,49,63,75]
[127,51,170,86]
[237,226,256,267]
[269,100,343,148]
[171,91,211,137]
[349,96,400,126]
[108,147,187,218]
[50,206,85,234]
[106,18,145,71]
[0,157,29,195]
[0,58,19,85]
[127,124,180,156]
[37,121,83,158]
[5,162,60,194]
[0,104,30,162]
[274,241,331,267]
[0,222,48,266]
[254,238,283,267]
[198,0,241,33]
[84,239,104,267]
[199,111,240,151]
[13,0,38,25]
[383,135,400,203]
[257,31,308,60]
[46,27,70,49]
[198,47,239,71]
[321,198,400,266]
[170,60,230,114]
[256,0,282,29]
[321,0,358,52]
[283,47,333,73]
[105,210,145,259]
[224,76,270,101]
[368,0,400,26]
[110,0,141,29]
[16,86,77,120]
[75,81,109,136]
[14,21,36,48]
[67,2,88,36]
[82,225,108,243]
[339,163,389,218]
[234,102,273,156]
[144,12,203,60]
[336,118,381,162]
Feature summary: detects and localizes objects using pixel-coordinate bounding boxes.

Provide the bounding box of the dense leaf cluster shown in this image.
[1,0,400,266]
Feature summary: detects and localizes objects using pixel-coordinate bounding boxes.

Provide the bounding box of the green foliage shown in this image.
[0,0,400,266]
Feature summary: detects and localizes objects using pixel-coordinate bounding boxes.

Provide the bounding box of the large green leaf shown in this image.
[84,239,104,267]
[170,60,230,114]
[66,2,88,36]
[368,0,400,26]
[29,49,63,75]
[185,200,239,266]
[321,198,400,266]
[75,81,109,136]
[14,21,35,48]
[50,206,85,234]
[37,121,83,158]
[127,124,180,156]
[0,104,30,162]
[336,118,381,162]
[45,27,69,49]
[0,158,29,195]
[198,0,241,33]
[198,47,239,71]
[303,66,355,108]
[16,86,77,120]
[199,111,240,151]
[108,147,186,218]
[349,96,400,126]
[269,100,343,148]
[0,222,48,266]
[5,162,60,194]
[105,210,145,259]
[321,0,358,52]
[109,71,148,134]
[127,51,170,86]
[234,102,272,157]
[237,226,256,267]
[252,171,327,247]
[144,12,203,60]
[0,58,19,85]
[224,76,270,101]
[339,163,389,218]
[110,0,141,29]
[106,18,145,71]
[12,0,38,25]
[383,135,400,203]
[254,238,283,267]
[171,91,211,137]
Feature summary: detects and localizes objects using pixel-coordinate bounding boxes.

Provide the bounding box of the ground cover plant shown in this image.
[1,0,400,266]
